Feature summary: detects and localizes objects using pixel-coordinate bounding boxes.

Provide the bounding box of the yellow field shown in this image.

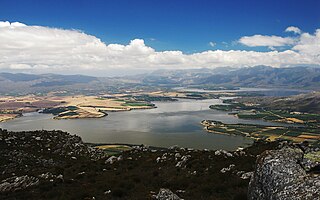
[95,145,132,151]
[297,134,320,139]
[0,94,157,120]
[285,118,304,123]
[0,114,19,122]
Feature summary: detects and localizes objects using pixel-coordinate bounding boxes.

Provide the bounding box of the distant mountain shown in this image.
[31,74,98,87]
[138,66,320,89]
[0,66,319,95]
[0,73,42,82]
[0,73,97,84]
[201,66,320,88]
[0,73,99,95]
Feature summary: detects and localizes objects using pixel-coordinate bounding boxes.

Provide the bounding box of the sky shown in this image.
[0,0,320,76]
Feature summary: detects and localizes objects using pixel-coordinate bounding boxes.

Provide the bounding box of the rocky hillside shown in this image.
[0,129,278,200]
[2,129,319,199]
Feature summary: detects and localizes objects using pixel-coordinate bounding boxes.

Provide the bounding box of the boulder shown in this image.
[248,147,320,200]
[0,175,39,192]
[153,188,182,200]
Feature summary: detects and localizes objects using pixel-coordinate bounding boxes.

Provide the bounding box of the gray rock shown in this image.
[104,189,111,194]
[175,153,181,160]
[0,175,39,192]
[175,155,191,168]
[214,149,233,157]
[240,171,253,180]
[154,188,182,200]
[220,164,235,173]
[105,156,118,164]
[248,147,320,200]
[117,155,123,161]
[169,145,179,150]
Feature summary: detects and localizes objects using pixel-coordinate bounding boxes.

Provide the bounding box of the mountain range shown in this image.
[0,66,319,95]
[138,66,320,88]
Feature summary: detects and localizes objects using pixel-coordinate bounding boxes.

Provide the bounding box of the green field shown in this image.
[203,120,320,146]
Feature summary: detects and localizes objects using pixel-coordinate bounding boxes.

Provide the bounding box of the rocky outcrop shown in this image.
[0,175,39,192]
[248,146,320,200]
[0,128,106,177]
[153,188,182,200]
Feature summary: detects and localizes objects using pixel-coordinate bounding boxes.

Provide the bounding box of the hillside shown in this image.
[0,129,279,200]
[238,92,320,113]
[1,129,320,199]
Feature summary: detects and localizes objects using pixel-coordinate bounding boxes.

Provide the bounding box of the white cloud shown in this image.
[285,26,302,34]
[239,35,295,47]
[0,21,26,27]
[0,21,319,75]
[292,30,320,56]
[209,41,216,47]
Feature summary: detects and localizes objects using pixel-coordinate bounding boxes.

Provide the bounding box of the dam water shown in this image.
[1,98,285,150]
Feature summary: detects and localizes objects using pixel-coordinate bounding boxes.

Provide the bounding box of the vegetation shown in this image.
[209,100,250,111]
[41,106,78,115]
[237,110,320,127]
[0,129,280,200]
[122,101,155,107]
[202,120,320,146]
[133,95,177,102]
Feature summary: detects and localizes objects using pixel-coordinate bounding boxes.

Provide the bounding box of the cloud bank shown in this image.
[0,21,319,75]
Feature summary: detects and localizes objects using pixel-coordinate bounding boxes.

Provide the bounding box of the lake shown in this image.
[176,87,312,96]
[0,98,289,150]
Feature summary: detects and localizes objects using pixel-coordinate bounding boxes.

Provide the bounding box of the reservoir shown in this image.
[0,98,287,150]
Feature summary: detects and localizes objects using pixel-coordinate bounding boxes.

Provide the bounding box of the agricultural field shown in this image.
[201,120,320,146]
[236,110,320,127]
[209,96,320,127]
[0,94,157,121]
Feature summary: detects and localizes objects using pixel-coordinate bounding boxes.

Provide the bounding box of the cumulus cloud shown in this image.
[239,35,295,47]
[0,21,319,75]
[293,30,320,57]
[285,26,302,34]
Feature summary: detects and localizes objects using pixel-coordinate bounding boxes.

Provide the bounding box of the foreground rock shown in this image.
[248,146,320,200]
[0,175,39,192]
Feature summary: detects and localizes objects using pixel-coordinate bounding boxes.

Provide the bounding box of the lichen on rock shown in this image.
[248,146,320,200]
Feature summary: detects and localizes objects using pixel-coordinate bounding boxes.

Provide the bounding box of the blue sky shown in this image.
[1,0,319,53]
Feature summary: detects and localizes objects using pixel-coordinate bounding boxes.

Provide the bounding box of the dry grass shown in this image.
[297,134,320,139]
[285,118,304,123]
[0,94,156,120]
[0,114,19,122]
